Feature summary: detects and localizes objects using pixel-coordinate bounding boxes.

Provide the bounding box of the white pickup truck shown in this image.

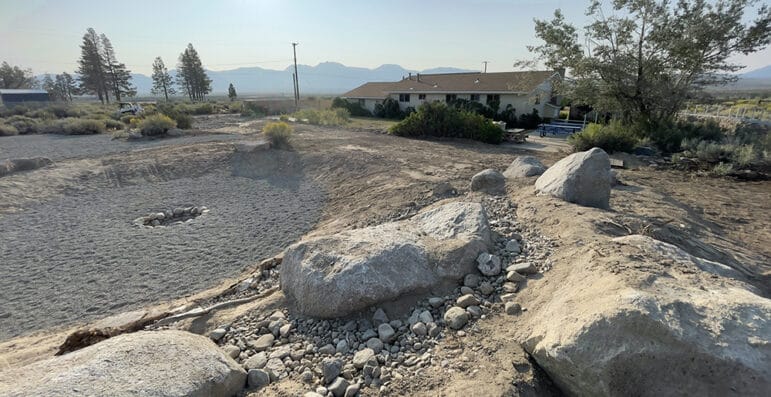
[116,102,143,117]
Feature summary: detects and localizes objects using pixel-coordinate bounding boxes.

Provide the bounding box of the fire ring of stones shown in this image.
[133,206,209,227]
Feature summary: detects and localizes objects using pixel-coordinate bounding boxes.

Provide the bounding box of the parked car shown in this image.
[116,102,143,117]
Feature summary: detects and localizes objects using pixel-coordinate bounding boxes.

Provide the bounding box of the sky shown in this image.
[1,0,769,76]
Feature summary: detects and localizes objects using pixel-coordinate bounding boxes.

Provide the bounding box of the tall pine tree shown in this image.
[77,28,108,103]
[176,44,211,102]
[100,34,135,102]
[151,57,175,101]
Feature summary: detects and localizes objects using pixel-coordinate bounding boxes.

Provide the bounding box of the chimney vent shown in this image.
[408,72,412,80]
[417,73,420,82]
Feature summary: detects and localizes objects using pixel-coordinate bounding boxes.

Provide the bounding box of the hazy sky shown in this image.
[1,0,768,76]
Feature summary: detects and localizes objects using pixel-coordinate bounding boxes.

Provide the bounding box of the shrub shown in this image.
[374,97,403,119]
[0,123,19,136]
[241,101,268,118]
[517,109,542,129]
[568,121,639,153]
[7,115,39,134]
[331,97,373,117]
[49,104,82,118]
[104,119,124,131]
[120,114,134,124]
[496,105,517,128]
[642,118,724,153]
[27,109,55,120]
[263,121,293,147]
[171,112,193,129]
[139,114,176,136]
[190,102,214,115]
[63,119,105,135]
[389,101,503,144]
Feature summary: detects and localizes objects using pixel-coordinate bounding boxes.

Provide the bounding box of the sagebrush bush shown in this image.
[104,119,124,131]
[331,97,372,117]
[389,101,503,144]
[7,115,39,134]
[171,113,193,129]
[139,114,176,136]
[263,121,293,147]
[291,108,350,126]
[241,101,268,118]
[63,119,106,135]
[568,121,638,153]
[0,123,19,136]
[642,118,724,153]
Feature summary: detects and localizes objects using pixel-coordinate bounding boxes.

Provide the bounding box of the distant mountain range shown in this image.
[741,65,771,79]
[127,62,475,96]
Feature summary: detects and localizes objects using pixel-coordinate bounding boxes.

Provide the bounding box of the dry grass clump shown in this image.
[263,121,293,148]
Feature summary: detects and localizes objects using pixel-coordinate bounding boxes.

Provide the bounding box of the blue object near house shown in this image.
[0,89,50,106]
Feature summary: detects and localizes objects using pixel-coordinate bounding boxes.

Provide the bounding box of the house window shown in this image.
[486,94,500,104]
[470,94,480,102]
[418,94,426,100]
[358,99,365,107]
[399,94,410,102]
[445,94,457,102]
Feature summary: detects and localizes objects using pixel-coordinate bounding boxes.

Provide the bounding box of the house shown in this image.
[341,70,561,118]
[0,89,50,106]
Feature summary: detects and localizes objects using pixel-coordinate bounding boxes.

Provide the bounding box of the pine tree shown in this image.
[228,83,237,101]
[0,62,37,89]
[151,57,175,101]
[77,28,108,103]
[60,72,78,101]
[176,44,211,102]
[42,74,59,100]
[100,34,135,102]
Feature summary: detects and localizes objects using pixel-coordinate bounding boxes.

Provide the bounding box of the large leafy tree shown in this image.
[176,44,212,102]
[100,34,135,101]
[0,62,37,89]
[526,0,770,125]
[151,57,175,101]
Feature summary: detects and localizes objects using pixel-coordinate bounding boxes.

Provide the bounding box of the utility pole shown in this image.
[482,61,489,73]
[292,42,300,109]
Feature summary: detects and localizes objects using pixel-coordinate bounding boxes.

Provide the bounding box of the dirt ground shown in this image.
[0,114,768,394]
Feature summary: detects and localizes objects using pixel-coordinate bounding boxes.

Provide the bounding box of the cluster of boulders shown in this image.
[133,206,208,227]
[207,194,555,396]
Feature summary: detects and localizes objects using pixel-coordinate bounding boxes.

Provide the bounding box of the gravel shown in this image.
[0,167,324,340]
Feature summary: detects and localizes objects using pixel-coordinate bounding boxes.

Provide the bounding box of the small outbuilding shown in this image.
[0,89,50,106]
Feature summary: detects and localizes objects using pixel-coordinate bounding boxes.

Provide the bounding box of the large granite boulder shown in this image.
[535,147,611,209]
[0,330,247,397]
[503,156,546,178]
[281,202,491,317]
[523,234,771,396]
[470,169,505,195]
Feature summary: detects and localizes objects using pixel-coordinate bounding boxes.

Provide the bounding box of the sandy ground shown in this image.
[0,114,768,391]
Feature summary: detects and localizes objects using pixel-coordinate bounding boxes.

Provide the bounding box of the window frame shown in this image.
[470,94,480,102]
[486,94,500,104]
[418,94,426,100]
[445,94,457,102]
[399,93,411,102]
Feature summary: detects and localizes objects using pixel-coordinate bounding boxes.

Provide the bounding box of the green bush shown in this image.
[104,119,124,131]
[49,104,82,118]
[241,101,268,118]
[517,109,542,129]
[0,123,19,136]
[568,121,638,153]
[171,112,193,129]
[139,114,176,136]
[63,119,106,135]
[291,108,350,126]
[263,121,293,147]
[389,101,503,144]
[7,115,39,134]
[331,97,373,117]
[642,118,724,153]
[120,114,135,124]
[374,97,403,119]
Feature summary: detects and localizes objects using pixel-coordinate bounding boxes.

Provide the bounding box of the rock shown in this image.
[366,338,383,353]
[378,323,396,343]
[372,308,389,325]
[411,322,428,336]
[523,234,771,396]
[316,386,329,395]
[247,368,271,389]
[509,262,537,275]
[244,352,268,369]
[222,345,241,359]
[322,358,343,384]
[467,305,482,318]
[470,168,506,195]
[328,377,350,397]
[319,344,336,355]
[264,357,287,380]
[336,339,349,354]
[209,328,227,341]
[305,393,324,397]
[279,323,292,337]
[534,147,612,209]
[281,202,491,317]
[428,297,444,308]
[503,156,547,178]
[476,252,501,276]
[249,334,275,352]
[0,331,245,397]
[432,181,456,197]
[504,302,522,315]
[505,240,522,254]
[418,310,433,324]
[344,383,361,397]
[353,348,375,369]
[457,294,480,308]
[464,273,480,288]
[478,281,495,295]
[506,270,526,282]
[428,322,441,337]
[443,306,469,330]
[460,286,474,295]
